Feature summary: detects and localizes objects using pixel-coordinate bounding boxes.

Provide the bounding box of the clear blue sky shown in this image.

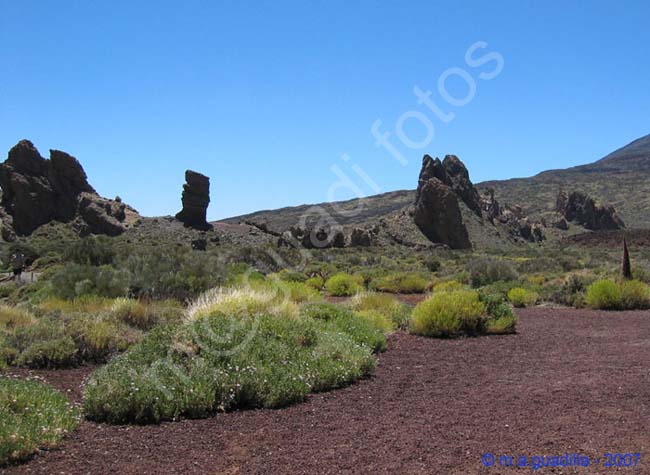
[1,0,648,220]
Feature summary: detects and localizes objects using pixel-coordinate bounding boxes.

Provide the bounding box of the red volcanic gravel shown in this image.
[3,308,650,474]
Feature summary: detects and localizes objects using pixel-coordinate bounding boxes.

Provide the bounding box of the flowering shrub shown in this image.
[83,291,378,424]
[0,377,79,465]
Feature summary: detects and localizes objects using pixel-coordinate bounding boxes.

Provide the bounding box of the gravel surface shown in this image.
[3,308,650,474]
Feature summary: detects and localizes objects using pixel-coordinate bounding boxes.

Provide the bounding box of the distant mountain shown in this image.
[478,134,650,227]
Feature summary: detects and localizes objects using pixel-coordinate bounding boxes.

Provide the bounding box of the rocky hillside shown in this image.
[479,134,650,226]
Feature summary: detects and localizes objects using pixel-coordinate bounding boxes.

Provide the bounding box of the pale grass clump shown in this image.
[185,287,300,322]
[0,305,33,329]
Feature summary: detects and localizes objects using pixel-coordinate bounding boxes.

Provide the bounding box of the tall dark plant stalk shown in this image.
[622,237,632,280]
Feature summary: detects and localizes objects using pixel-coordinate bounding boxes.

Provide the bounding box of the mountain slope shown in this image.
[224,133,650,240]
[478,134,650,226]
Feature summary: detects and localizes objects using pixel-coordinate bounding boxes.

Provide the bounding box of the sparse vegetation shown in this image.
[0,377,79,466]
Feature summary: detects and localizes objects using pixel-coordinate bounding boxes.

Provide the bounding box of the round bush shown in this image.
[325,273,362,297]
[585,279,622,310]
[410,290,486,338]
[507,288,539,308]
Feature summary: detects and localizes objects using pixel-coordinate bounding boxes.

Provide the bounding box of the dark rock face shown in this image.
[0,140,133,237]
[556,190,625,230]
[419,154,482,216]
[77,193,128,236]
[414,175,471,249]
[176,170,211,230]
[349,227,373,247]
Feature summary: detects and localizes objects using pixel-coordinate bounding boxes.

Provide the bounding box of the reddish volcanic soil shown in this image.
[3,308,650,475]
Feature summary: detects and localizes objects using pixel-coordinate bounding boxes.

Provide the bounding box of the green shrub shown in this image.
[619,280,650,310]
[109,298,152,330]
[50,264,129,300]
[422,257,441,272]
[67,316,139,363]
[0,305,33,329]
[433,280,466,292]
[347,292,410,330]
[300,302,387,352]
[325,273,363,297]
[64,236,115,266]
[305,276,325,291]
[84,305,376,424]
[369,272,428,294]
[585,279,622,310]
[0,377,79,465]
[272,281,322,304]
[15,337,78,369]
[468,258,518,287]
[507,288,539,308]
[410,290,486,338]
[481,294,517,334]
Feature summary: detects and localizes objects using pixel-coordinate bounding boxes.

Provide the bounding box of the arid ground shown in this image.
[3,307,649,475]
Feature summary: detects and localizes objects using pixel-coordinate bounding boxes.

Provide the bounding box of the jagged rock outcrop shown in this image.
[176,170,211,230]
[414,166,471,249]
[0,140,136,237]
[556,190,625,230]
[278,225,346,249]
[419,154,482,216]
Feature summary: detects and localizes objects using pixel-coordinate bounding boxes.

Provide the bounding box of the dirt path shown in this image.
[3,308,650,474]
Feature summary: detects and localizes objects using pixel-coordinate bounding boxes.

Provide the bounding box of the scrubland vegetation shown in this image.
[2,231,650,464]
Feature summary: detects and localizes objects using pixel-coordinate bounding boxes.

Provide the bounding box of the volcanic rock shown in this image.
[0,140,134,237]
[413,174,471,250]
[176,170,212,230]
[556,190,625,230]
[419,154,482,216]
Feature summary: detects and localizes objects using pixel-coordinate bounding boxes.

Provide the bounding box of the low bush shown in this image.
[433,280,466,292]
[347,292,410,330]
[0,377,79,466]
[507,288,539,308]
[84,296,377,424]
[0,305,33,329]
[585,279,622,310]
[305,276,325,291]
[481,294,517,334]
[468,258,518,287]
[301,302,388,352]
[619,280,650,310]
[325,273,363,297]
[15,337,78,369]
[369,272,428,294]
[410,290,486,338]
[49,264,129,300]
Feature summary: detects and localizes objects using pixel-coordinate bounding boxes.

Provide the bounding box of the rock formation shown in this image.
[175,170,211,230]
[418,154,482,216]
[0,140,137,237]
[278,225,346,249]
[556,190,625,230]
[414,157,471,249]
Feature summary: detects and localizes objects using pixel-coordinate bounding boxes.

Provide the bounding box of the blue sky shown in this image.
[1,0,649,220]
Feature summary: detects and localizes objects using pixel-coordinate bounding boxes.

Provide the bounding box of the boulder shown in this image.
[176,170,212,230]
[556,190,625,230]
